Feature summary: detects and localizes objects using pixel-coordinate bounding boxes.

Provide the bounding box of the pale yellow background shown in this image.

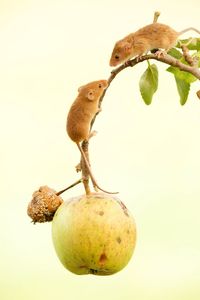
[1,0,200,299]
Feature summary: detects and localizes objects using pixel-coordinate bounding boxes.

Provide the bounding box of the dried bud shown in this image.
[196,90,200,99]
[27,186,63,223]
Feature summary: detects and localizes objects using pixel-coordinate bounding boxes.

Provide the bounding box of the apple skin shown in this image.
[52,193,136,275]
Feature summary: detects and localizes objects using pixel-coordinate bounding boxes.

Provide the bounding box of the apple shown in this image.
[52,193,136,275]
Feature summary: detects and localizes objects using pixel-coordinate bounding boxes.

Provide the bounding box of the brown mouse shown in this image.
[67,79,117,194]
[109,22,200,67]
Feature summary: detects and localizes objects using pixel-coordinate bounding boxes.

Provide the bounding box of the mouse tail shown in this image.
[179,27,200,36]
[76,143,118,195]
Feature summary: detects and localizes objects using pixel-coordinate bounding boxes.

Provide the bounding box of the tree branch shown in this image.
[81,51,200,193]
[92,52,200,128]
[112,52,200,81]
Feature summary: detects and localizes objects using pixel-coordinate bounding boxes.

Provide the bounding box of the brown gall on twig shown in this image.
[27,186,63,223]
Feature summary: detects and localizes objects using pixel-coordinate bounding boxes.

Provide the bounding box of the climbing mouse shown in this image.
[67,79,116,194]
[109,22,200,66]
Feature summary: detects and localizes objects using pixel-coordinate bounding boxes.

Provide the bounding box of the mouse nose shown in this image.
[109,58,113,66]
[109,59,117,67]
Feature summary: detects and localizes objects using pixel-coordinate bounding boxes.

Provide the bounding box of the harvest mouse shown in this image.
[67,79,117,194]
[109,22,200,66]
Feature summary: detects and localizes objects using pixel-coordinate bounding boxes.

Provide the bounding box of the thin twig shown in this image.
[181,43,195,66]
[56,179,82,196]
[81,140,92,195]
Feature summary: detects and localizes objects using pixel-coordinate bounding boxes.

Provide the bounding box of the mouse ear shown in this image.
[87,89,95,101]
[78,85,83,92]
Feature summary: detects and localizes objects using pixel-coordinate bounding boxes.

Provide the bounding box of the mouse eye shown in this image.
[98,84,102,88]
[115,54,120,60]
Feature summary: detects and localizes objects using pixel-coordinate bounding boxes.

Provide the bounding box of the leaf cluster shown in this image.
[139,38,200,105]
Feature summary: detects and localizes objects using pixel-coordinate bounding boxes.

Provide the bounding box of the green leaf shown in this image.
[167,48,183,59]
[139,63,158,105]
[176,38,200,51]
[192,51,200,67]
[175,76,190,105]
[167,65,197,83]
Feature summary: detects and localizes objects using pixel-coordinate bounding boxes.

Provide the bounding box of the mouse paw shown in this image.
[155,50,166,59]
[124,59,131,66]
[75,162,82,172]
[98,107,102,113]
[136,55,144,63]
[89,130,98,140]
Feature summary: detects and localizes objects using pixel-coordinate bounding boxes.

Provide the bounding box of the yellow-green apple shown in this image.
[52,193,136,275]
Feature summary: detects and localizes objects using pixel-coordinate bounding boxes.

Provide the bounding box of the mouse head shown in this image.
[109,40,132,67]
[78,80,108,101]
